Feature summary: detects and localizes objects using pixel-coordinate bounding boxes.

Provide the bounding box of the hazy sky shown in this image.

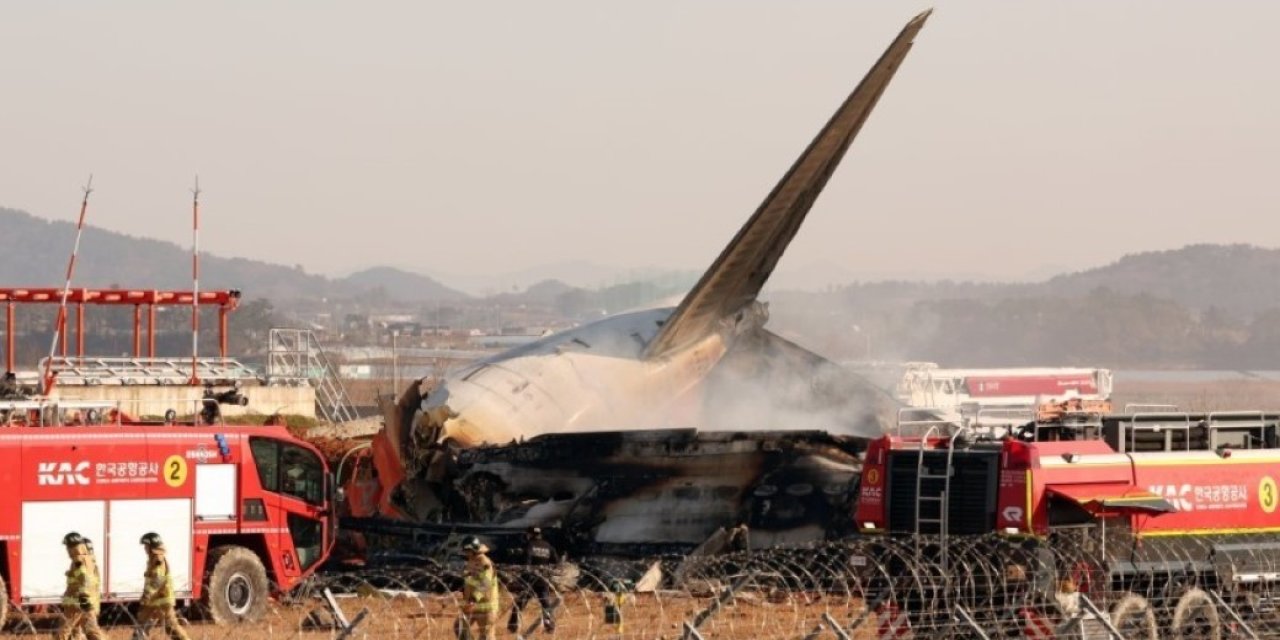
[3,2,1278,289]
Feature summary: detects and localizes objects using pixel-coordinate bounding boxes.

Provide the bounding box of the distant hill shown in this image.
[339,266,469,302]
[0,206,699,307]
[523,279,577,302]
[816,244,1280,319]
[0,207,340,300]
[1044,244,1280,315]
[769,244,1280,368]
[10,200,1280,331]
[429,260,699,296]
[482,277,690,317]
[483,279,579,306]
[0,207,469,303]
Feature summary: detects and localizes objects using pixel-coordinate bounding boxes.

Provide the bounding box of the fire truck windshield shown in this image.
[249,437,325,506]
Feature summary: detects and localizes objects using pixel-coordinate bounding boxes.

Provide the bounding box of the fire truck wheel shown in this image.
[0,575,8,629]
[204,546,270,624]
[1109,592,1157,640]
[1170,588,1220,640]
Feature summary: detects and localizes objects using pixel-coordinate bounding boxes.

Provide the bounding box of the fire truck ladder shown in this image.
[267,328,360,423]
[914,425,963,574]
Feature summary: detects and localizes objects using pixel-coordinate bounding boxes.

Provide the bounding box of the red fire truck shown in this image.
[0,399,335,626]
[854,410,1280,633]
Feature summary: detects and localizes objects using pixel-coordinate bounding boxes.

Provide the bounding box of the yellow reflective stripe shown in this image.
[143,560,175,605]
[1024,470,1033,531]
[63,563,101,606]
[1139,525,1280,537]
[464,566,499,610]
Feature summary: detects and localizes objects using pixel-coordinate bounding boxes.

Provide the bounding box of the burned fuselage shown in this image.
[390,428,863,556]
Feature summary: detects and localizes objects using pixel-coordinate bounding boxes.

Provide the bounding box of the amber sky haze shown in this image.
[2,2,1278,291]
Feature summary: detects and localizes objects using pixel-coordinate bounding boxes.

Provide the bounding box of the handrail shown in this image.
[267,328,360,423]
[1126,411,1193,452]
[336,441,373,487]
[1206,410,1268,428]
[1122,402,1178,413]
[38,356,262,386]
[896,407,961,437]
[0,396,270,427]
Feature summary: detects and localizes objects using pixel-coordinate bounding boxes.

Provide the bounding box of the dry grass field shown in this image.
[1113,379,1280,413]
[1,591,876,640]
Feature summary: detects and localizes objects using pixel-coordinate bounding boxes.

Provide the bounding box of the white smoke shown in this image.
[689,335,891,439]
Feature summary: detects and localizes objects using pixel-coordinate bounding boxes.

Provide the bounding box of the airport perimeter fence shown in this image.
[10,533,1280,639]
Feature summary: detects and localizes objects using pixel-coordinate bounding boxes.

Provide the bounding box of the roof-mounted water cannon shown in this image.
[200,381,249,425]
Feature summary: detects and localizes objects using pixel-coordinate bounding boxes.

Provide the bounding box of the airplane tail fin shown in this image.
[644,10,932,359]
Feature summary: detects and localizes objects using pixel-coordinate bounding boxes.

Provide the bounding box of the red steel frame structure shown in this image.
[0,288,240,374]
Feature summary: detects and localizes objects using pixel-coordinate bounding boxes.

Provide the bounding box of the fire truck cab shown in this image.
[0,399,335,626]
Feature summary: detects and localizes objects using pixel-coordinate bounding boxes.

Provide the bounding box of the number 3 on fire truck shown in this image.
[1260,476,1277,514]
[164,455,188,488]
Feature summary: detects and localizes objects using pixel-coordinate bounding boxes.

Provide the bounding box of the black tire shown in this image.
[1110,592,1158,640]
[1170,587,1220,640]
[0,573,9,630]
[203,546,270,624]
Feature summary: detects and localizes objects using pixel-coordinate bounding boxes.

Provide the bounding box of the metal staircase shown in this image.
[267,328,360,423]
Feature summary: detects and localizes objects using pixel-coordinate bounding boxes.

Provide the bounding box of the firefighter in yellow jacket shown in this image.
[131,532,190,640]
[58,532,104,640]
[458,537,499,640]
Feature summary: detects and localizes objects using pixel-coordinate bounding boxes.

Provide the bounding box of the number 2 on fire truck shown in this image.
[1260,476,1277,514]
[164,455,188,488]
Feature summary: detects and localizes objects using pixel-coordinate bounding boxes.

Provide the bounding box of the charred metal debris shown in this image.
[352,428,864,559]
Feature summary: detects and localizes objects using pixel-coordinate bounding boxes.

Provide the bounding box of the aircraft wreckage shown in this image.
[344,423,865,559]
[342,10,935,558]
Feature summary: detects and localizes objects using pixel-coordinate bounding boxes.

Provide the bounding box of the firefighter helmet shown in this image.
[140,532,164,548]
[62,532,84,547]
[461,537,488,554]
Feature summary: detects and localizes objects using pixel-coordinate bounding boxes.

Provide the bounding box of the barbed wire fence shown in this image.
[10,533,1280,639]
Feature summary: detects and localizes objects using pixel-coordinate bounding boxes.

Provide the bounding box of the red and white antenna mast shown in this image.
[43,175,94,394]
[190,176,201,385]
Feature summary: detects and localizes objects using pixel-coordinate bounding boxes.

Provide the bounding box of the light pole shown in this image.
[392,331,400,393]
